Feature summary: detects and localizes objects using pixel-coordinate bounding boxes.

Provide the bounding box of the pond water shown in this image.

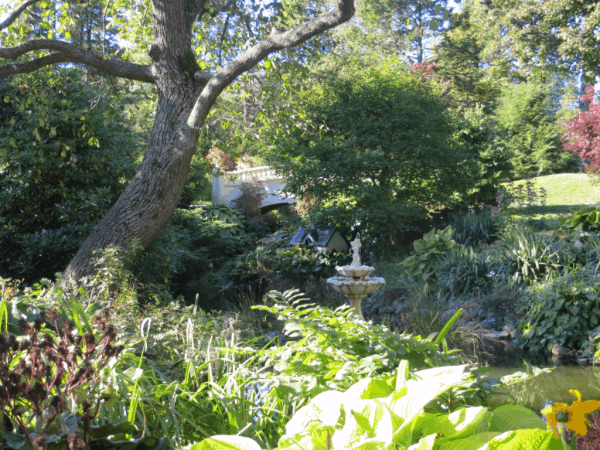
[485,361,600,413]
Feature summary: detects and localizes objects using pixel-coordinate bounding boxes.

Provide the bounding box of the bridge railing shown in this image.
[212,166,294,208]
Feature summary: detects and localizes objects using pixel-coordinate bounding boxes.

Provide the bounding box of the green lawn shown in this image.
[502,173,600,224]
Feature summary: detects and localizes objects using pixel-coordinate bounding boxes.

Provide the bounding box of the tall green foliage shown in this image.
[266,60,477,246]
[455,104,512,204]
[0,70,140,281]
[493,81,579,179]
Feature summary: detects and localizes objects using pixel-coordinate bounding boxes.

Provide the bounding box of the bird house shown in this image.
[289,227,349,253]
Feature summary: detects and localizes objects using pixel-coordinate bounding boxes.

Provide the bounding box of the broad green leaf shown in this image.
[284,389,345,436]
[344,376,395,400]
[436,432,503,450]
[482,429,563,450]
[408,434,436,450]
[332,398,395,449]
[415,407,491,442]
[391,365,470,445]
[190,435,262,450]
[6,433,27,449]
[487,405,546,432]
[396,360,410,391]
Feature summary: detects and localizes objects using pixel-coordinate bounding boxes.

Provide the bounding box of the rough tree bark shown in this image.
[0,0,355,283]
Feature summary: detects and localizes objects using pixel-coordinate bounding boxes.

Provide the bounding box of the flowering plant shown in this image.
[236,154,254,170]
[205,147,235,176]
[0,304,124,450]
[542,389,600,449]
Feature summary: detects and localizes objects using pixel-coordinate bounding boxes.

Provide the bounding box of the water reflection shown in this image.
[486,361,600,412]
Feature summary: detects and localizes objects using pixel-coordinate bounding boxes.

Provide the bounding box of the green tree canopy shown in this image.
[492,80,579,179]
[0,69,140,281]
[266,60,477,246]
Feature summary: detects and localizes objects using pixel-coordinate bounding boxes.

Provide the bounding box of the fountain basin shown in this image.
[327,276,386,301]
[335,265,375,280]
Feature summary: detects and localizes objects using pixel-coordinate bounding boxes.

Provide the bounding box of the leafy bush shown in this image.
[194,204,245,235]
[266,59,478,247]
[448,210,503,247]
[400,227,459,291]
[220,229,352,298]
[130,205,253,306]
[559,206,600,232]
[179,156,212,207]
[518,264,600,354]
[562,85,600,174]
[252,290,462,393]
[556,230,600,269]
[0,70,139,282]
[455,104,513,206]
[192,361,564,450]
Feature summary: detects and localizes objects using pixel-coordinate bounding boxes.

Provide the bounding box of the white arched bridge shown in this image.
[211,166,295,210]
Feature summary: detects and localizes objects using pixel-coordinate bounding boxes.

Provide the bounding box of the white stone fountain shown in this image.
[327,234,385,320]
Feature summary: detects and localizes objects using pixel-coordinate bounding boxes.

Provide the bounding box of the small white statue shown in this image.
[350,233,361,267]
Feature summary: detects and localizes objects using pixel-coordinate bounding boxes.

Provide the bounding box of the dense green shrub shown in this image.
[179,156,212,207]
[455,105,513,205]
[128,205,254,307]
[0,70,140,282]
[448,210,503,247]
[518,264,600,354]
[251,290,463,398]
[266,59,478,248]
[220,228,352,298]
[559,206,600,232]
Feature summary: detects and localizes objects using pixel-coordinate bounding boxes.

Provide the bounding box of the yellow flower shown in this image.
[294,244,300,251]
[541,389,600,439]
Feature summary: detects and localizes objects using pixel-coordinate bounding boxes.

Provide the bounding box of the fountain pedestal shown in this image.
[327,234,385,320]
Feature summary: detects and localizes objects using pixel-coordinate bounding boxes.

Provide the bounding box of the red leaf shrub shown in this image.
[562,86,600,174]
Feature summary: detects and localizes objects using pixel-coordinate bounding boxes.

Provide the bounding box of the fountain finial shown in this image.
[350,233,362,268]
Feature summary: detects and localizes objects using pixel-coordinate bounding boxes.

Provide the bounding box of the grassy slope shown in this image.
[503,173,600,224]
[531,173,600,206]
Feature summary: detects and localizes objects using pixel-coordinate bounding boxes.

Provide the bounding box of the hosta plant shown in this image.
[559,206,600,233]
[190,361,564,450]
[518,264,600,354]
[400,227,459,291]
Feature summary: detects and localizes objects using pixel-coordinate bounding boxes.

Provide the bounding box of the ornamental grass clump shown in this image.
[0,303,124,450]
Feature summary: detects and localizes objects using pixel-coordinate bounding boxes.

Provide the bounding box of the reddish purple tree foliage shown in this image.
[562,86,600,173]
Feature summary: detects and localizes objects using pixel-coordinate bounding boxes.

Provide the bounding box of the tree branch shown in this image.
[0,53,71,78]
[0,0,44,31]
[0,40,154,83]
[198,0,236,21]
[187,0,355,129]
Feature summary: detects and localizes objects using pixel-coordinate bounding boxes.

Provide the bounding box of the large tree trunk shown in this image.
[62,1,203,283]
[53,0,355,284]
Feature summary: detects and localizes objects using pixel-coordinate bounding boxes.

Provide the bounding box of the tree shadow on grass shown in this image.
[507,204,594,219]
